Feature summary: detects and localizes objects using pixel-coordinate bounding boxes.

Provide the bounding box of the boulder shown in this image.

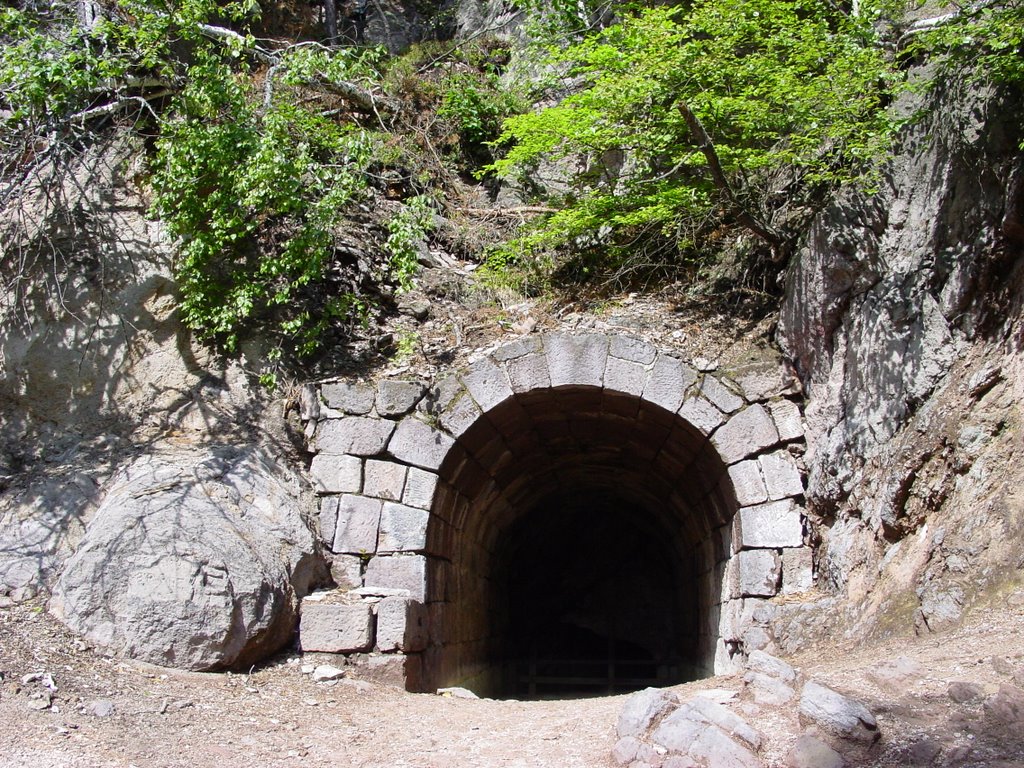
[799,681,880,747]
[618,686,681,739]
[50,446,328,671]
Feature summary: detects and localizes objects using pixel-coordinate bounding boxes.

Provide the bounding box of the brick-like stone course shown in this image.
[309,454,362,494]
[299,602,374,652]
[376,597,428,652]
[378,502,429,552]
[735,499,803,549]
[376,380,426,417]
[387,419,455,470]
[712,404,780,465]
[363,555,427,601]
[545,333,609,388]
[321,381,375,414]
[317,417,394,456]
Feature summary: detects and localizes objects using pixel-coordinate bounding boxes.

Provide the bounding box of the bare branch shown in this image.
[677,102,785,254]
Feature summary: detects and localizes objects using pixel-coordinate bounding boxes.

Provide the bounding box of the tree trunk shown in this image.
[324,0,339,45]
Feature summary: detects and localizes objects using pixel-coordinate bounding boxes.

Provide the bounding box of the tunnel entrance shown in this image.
[425,385,736,698]
[496,490,696,698]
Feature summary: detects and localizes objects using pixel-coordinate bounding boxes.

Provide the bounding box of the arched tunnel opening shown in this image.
[422,384,738,699]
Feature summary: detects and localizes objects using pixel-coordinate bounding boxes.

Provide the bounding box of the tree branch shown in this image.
[677,102,785,254]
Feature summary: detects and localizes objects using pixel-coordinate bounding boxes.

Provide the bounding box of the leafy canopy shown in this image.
[489,0,901,280]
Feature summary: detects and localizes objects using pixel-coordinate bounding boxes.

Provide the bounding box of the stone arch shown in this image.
[301,333,810,695]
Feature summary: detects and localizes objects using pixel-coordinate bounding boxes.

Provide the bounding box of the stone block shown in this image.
[734,549,781,597]
[375,596,428,652]
[317,417,394,456]
[363,555,427,601]
[678,395,725,436]
[545,333,609,388]
[491,336,542,362]
[319,496,340,545]
[321,382,375,414]
[403,468,439,510]
[309,454,362,495]
[781,547,814,594]
[768,398,804,441]
[642,355,697,413]
[735,499,804,549]
[604,356,649,397]
[333,495,382,554]
[712,404,780,465]
[505,352,550,392]
[387,419,455,471]
[378,502,429,552]
[299,601,374,653]
[376,380,426,417]
[609,335,658,365]
[728,461,768,507]
[437,389,482,438]
[329,554,362,589]
[363,459,407,501]
[759,451,804,500]
[462,358,514,412]
[701,375,744,414]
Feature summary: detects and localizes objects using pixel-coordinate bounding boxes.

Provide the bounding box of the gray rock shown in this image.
[746,650,797,683]
[758,451,804,500]
[799,681,880,745]
[309,454,362,495]
[780,548,814,594]
[333,495,382,555]
[402,468,438,510]
[363,460,407,501]
[617,686,680,739]
[375,596,427,652]
[545,333,610,389]
[462,358,514,411]
[299,601,374,653]
[363,555,426,601]
[387,419,455,471]
[654,696,762,752]
[316,417,394,456]
[612,736,641,766]
[50,448,327,671]
[744,671,795,705]
[701,375,744,414]
[735,500,803,549]
[377,502,429,552]
[787,734,843,768]
[85,699,115,717]
[733,549,781,598]
[712,405,780,465]
[376,380,425,417]
[311,664,346,682]
[642,355,697,413]
[728,461,769,507]
[984,684,1024,724]
[948,681,985,703]
[321,382,375,414]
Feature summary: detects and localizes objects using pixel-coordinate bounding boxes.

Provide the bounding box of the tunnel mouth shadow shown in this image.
[424,386,736,699]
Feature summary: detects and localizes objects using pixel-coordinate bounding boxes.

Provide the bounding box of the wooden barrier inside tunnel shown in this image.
[423,388,735,698]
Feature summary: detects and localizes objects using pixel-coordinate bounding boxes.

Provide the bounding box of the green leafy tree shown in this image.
[490,0,901,282]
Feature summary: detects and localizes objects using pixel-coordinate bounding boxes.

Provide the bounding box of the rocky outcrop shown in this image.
[50,446,328,671]
[775,69,1024,644]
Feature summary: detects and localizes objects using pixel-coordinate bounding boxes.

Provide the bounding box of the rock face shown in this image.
[50,447,328,671]
[775,67,1024,644]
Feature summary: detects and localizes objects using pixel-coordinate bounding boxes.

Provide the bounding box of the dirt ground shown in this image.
[2,595,1024,768]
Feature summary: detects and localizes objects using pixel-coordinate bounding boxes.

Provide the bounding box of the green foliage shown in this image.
[490,0,902,282]
[385,195,435,292]
[914,0,1024,87]
[438,71,523,151]
[151,47,378,358]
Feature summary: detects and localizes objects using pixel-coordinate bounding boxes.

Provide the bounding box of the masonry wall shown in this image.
[298,333,812,693]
